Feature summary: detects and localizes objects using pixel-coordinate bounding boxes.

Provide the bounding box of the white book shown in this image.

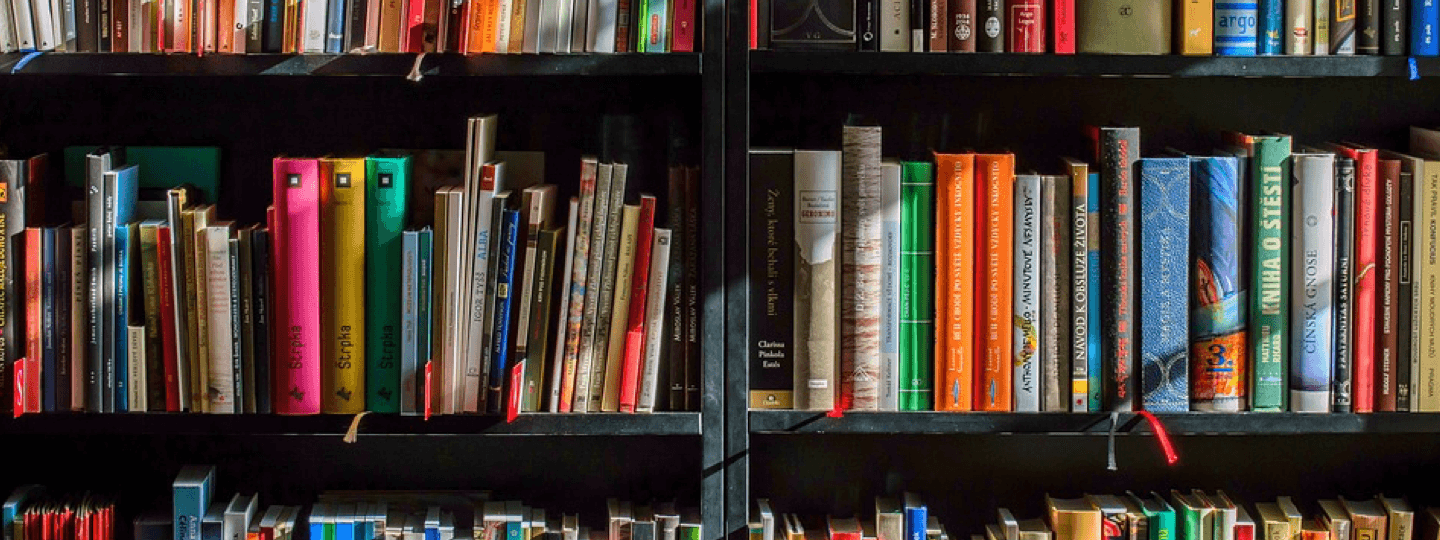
[573,162,615,412]
[1012,174,1041,412]
[878,160,901,411]
[637,228,672,413]
[878,0,907,50]
[568,0,585,51]
[521,0,542,52]
[46,0,61,49]
[496,0,513,51]
[1292,153,1336,412]
[537,0,560,51]
[128,324,146,411]
[29,0,54,49]
[461,165,499,414]
[585,0,614,51]
[301,0,326,52]
[0,0,15,52]
[205,225,236,413]
[10,0,34,50]
[442,188,468,415]
[548,198,580,412]
[793,149,841,412]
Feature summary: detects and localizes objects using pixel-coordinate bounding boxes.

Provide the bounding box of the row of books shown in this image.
[2,487,115,540]
[756,0,1439,55]
[0,0,697,54]
[751,492,1431,540]
[3,115,704,416]
[747,124,1440,414]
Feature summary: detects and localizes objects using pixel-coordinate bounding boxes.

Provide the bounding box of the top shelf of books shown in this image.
[749,51,1438,78]
[0,52,702,77]
[749,411,1440,435]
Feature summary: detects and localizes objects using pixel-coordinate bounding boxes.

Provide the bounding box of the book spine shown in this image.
[948,0,975,50]
[57,227,73,412]
[205,227,235,413]
[560,159,599,412]
[643,0,667,50]
[1384,0,1404,52]
[684,166,701,412]
[1291,154,1337,412]
[69,228,86,411]
[1317,0,1331,53]
[302,0,327,51]
[251,229,271,414]
[1379,159,1400,411]
[879,163,901,411]
[667,169,687,411]
[978,0,1001,50]
[934,154,976,412]
[978,154,1014,411]
[1248,136,1291,411]
[1286,0,1311,52]
[114,224,127,412]
[365,157,409,413]
[191,209,210,414]
[238,231,255,413]
[1178,0,1213,53]
[912,0,925,49]
[526,227,560,412]
[598,202,639,413]
[158,227,180,412]
[1353,149,1378,413]
[246,0,264,50]
[1359,0,1380,51]
[1012,174,1041,413]
[141,224,165,411]
[1041,175,1071,412]
[400,231,418,415]
[1137,158,1190,412]
[489,210,521,415]
[1191,156,1247,412]
[22,228,39,414]
[549,200,578,411]
[1050,0,1070,52]
[174,481,209,540]
[273,159,322,415]
[216,0,234,50]
[1410,0,1435,53]
[1098,127,1138,412]
[41,228,56,412]
[1086,171,1101,411]
[879,0,907,49]
[416,229,433,414]
[85,155,105,413]
[669,0,692,50]
[1333,0,1357,52]
[463,174,497,415]
[639,229,672,413]
[1257,0,1282,52]
[1417,159,1440,411]
[857,0,878,50]
[322,160,366,414]
[575,164,614,412]
[1066,162,1089,412]
[1005,0,1040,51]
[11,0,35,49]
[1398,169,1415,411]
[841,126,884,411]
[619,197,658,413]
[325,0,345,50]
[1334,158,1356,413]
[228,239,244,413]
[0,162,21,416]
[900,161,935,411]
[1215,0,1258,54]
[794,150,841,411]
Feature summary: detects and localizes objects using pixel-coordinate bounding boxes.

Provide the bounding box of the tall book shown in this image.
[272,158,322,415]
[140,221,165,411]
[559,159,600,412]
[1232,132,1292,411]
[1333,0,1358,52]
[1411,0,1436,54]
[549,198,581,412]
[1040,174,1071,412]
[516,184,559,413]
[400,230,420,415]
[227,238,245,413]
[1061,158,1091,412]
[1085,171,1101,411]
[321,158,366,414]
[618,195,658,413]
[1379,158,1401,411]
[22,228,40,414]
[1013,174,1042,412]
[879,160,902,412]
[840,125,883,411]
[490,209,521,415]
[237,228,256,413]
[1216,0,1258,54]
[251,228,272,414]
[900,160,935,411]
[794,150,841,411]
[1291,153,1337,412]
[1096,126,1139,411]
[1381,150,1421,411]
[108,165,139,412]
[1407,126,1440,411]
[0,157,34,415]
[85,148,119,412]
[1332,143,1378,413]
[600,203,641,412]
[525,224,564,412]
[638,228,672,413]
[574,163,616,412]
[190,205,214,413]
[365,155,410,413]
[164,186,193,412]
[42,227,57,413]
[683,166,702,410]
[1135,157,1190,412]
[1257,0,1282,52]
[466,158,513,414]
[1335,157,1357,412]
[934,153,975,412]
[158,225,179,411]
[749,149,795,409]
[587,164,629,411]
[69,227,86,412]
[977,152,1015,411]
[1190,155,1246,412]
[204,223,236,413]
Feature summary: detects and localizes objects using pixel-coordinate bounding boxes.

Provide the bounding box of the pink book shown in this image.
[272,158,322,415]
[670,0,694,51]
[618,194,657,413]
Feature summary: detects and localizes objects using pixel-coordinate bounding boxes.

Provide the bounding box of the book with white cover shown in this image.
[637,228,672,413]
[585,0,615,51]
[1012,174,1041,412]
[878,160,902,411]
[1292,152,1337,412]
[548,197,580,412]
[205,225,236,413]
[301,0,326,51]
[10,0,35,50]
[793,150,841,411]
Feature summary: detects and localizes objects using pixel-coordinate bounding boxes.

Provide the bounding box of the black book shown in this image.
[758,0,771,48]
[251,229,273,414]
[76,0,97,50]
[1096,126,1138,412]
[55,226,71,412]
[683,165,700,412]
[98,0,111,51]
[262,0,284,51]
[1333,157,1356,413]
[857,0,880,50]
[41,227,57,413]
[140,223,166,411]
[748,149,795,410]
[910,0,925,50]
[977,0,1002,51]
[86,147,121,413]
[0,159,30,416]
[238,227,256,413]
[246,0,266,51]
[229,238,245,413]
[770,0,857,49]
[1397,169,1415,411]
[343,0,367,51]
[666,166,686,411]
[1383,0,1406,54]
[1359,0,1381,53]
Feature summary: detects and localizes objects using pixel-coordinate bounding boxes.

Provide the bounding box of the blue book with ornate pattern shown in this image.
[1215,0,1259,54]
[1138,157,1191,412]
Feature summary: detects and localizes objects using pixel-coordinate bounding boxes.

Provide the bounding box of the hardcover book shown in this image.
[1257,0,1282,52]
[1334,0,1358,52]
[1411,0,1436,54]
[1040,174,1071,412]
[1096,126,1139,412]
[793,149,841,411]
[1190,155,1246,412]
[978,0,1001,50]
[1215,0,1258,53]
[1232,133,1292,411]
[977,153,1014,411]
[880,161,901,412]
[770,0,857,49]
[321,158,366,414]
[1013,174,1042,413]
[934,153,975,412]
[1334,144,1378,413]
[1076,0,1169,52]
[1334,157,1356,413]
[840,125,883,411]
[1286,0,1311,52]
[1006,0,1042,51]
[948,0,976,51]
[1384,0,1405,53]
[272,158,323,415]
[1360,0,1380,52]
[749,150,796,410]
[1136,157,1190,412]
[1291,153,1336,412]
[364,156,410,413]
[1061,158,1091,412]
[900,160,935,411]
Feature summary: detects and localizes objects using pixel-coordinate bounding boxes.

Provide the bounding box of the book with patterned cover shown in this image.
[841,125,883,411]
[1136,158,1190,412]
[1190,155,1247,412]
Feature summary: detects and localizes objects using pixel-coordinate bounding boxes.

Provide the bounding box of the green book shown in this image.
[1131,491,1176,540]
[417,228,434,411]
[899,161,935,411]
[364,155,412,413]
[1246,135,1292,411]
[64,146,221,201]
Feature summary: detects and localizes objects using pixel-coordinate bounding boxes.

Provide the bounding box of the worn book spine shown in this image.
[516,185,558,412]
[1191,156,1247,412]
[978,0,1001,50]
[1349,147,1378,413]
[841,126,883,411]
[1012,174,1042,413]
[978,153,1015,411]
[879,161,902,412]
[1248,135,1292,411]
[900,160,935,411]
[1334,158,1356,413]
[1410,0,1435,54]
[1216,0,1258,53]
[205,226,235,413]
[1005,0,1042,51]
[320,159,365,414]
[1041,175,1071,412]
[589,166,630,411]
[934,153,975,411]
[638,228,672,413]
[794,150,841,412]
[273,158,322,415]
[1379,158,1401,411]
[1287,0,1312,52]
[365,156,410,413]
[1257,0,1283,52]
[560,158,599,412]
[949,0,976,50]
[750,150,795,409]
[1136,158,1190,412]
[1097,127,1139,411]
[1292,154,1336,412]
[575,164,615,412]
[1333,0,1357,52]
[1179,0,1213,53]
[1064,160,1089,412]
[1397,169,1415,411]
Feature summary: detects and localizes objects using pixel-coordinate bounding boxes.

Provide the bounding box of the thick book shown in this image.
[948,0,976,51]
[1411,0,1436,54]
[1359,0,1380,52]
[930,0,947,51]
[638,228,672,413]
[204,224,236,414]
[794,150,841,411]
[1257,0,1282,52]
[321,158,366,414]
[1334,157,1357,413]
[770,0,856,49]
[0,157,32,415]
[1383,150,1421,411]
[516,185,559,413]
[841,125,883,411]
[900,160,935,411]
[489,210,521,415]
[1190,155,1247,412]
[1292,153,1337,412]
[879,161,901,411]
[1407,127,1440,411]
[22,228,40,414]
[618,195,658,413]
[272,158,322,415]
[1096,126,1139,411]
[1178,0,1212,53]
[174,466,216,540]
[749,149,795,409]
[1384,0,1405,53]
[1005,0,1042,51]
[1233,132,1292,411]
[857,0,879,50]
[977,0,1001,50]
[559,159,599,412]
[575,164,616,412]
[878,0,907,49]
[365,155,410,413]
[588,164,630,411]
[977,153,1014,411]
[1379,158,1401,411]
[1333,143,1378,412]
[1286,0,1311,52]
[1333,0,1358,52]
[1040,174,1071,412]
[85,148,119,413]
[1215,0,1258,53]
[1136,157,1190,412]
[1013,174,1042,412]
[1061,158,1091,412]
[1076,0,1168,52]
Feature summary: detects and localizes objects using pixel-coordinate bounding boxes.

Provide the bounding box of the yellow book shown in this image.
[191,205,214,412]
[600,203,641,412]
[321,158,367,414]
[180,207,203,412]
[1415,158,1440,412]
[1178,0,1214,55]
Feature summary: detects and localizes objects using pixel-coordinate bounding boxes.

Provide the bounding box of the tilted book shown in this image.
[1292,153,1337,412]
[489,210,521,415]
[1085,171,1101,411]
[1096,126,1139,411]
[108,165,139,412]
[977,153,1014,411]
[1040,174,1071,412]
[1136,157,1190,412]
[321,158,366,414]
[525,225,562,412]
[574,163,615,412]
[164,186,193,412]
[1190,155,1246,412]
[587,163,630,411]
[1334,158,1356,413]
[482,190,515,413]
[749,149,795,409]
[841,125,883,411]
[793,150,841,411]
[0,158,30,415]
[272,158,322,415]
[900,160,935,411]
[1012,174,1042,413]
[638,228,672,413]
[879,160,901,412]
[364,155,411,413]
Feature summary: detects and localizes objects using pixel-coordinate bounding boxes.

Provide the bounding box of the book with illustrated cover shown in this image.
[794,150,841,411]
[1013,174,1041,413]
[1228,132,1291,411]
[560,160,599,412]
[321,158,366,414]
[1190,155,1245,412]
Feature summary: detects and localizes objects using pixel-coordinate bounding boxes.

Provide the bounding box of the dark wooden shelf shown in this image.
[749,410,1440,434]
[750,50,1436,77]
[0,411,702,436]
[0,52,701,77]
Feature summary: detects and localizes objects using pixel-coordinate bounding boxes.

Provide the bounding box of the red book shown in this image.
[1378,158,1401,411]
[748,0,757,48]
[157,225,181,412]
[618,194,657,413]
[1051,0,1073,52]
[406,0,426,51]
[671,0,695,51]
[1336,144,1378,413]
[23,227,41,415]
[827,518,862,540]
[1007,0,1044,51]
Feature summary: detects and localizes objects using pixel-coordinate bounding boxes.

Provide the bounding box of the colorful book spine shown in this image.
[560,158,599,412]
[364,156,410,413]
[1040,174,1071,412]
[141,222,165,411]
[1247,135,1292,411]
[900,160,935,411]
[1086,171,1101,412]
[1379,158,1400,412]
[841,125,884,411]
[1334,158,1356,413]
[173,467,215,540]
[158,226,180,412]
[934,153,975,412]
[22,228,39,414]
[1063,159,1089,412]
[977,153,1015,411]
[1317,0,1332,52]
[273,158,322,415]
[1257,0,1283,52]
[619,196,658,413]
[1191,156,1247,412]
[1285,0,1312,52]
[321,158,366,414]
[1181,0,1215,53]
[1333,0,1358,52]
[749,150,795,409]
[1013,174,1042,413]
[794,150,841,412]
[1411,0,1437,54]
[490,209,521,415]
[1136,157,1190,412]
[1006,0,1043,51]
[880,161,902,412]
[1347,146,1379,413]
[1097,127,1139,411]
[1291,153,1336,412]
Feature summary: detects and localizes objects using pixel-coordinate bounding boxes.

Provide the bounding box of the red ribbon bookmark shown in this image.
[1137,410,1179,465]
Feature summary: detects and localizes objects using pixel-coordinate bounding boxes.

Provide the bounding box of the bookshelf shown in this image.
[0,52,704,76]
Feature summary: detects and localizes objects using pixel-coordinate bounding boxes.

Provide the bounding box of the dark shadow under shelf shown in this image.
[0,52,702,77]
[749,410,1440,434]
[750,50,1436,77]
[0,411,703,436]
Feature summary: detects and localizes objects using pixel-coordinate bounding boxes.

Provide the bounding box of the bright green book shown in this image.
[1130,491,1176,540]
[364,155,412,413]
[899,161,935,411]
[1170,492,1212,540]
[1246,135,1292,411]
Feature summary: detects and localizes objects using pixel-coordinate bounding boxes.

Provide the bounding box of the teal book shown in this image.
[1086,171,1101,412]
[1129,491,1175,540]
[65,146,221,201]
[1241,134,1292,411]
[364,155,412,412]
[899,161,934,411]
[417,228,433,411]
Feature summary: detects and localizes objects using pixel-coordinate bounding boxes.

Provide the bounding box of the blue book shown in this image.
[401,231,419,415]
[173,465,216,540]
[201,505,225,540]
[1215,1,1259,54]
[1085,172,1101,412]
[902,494,926,540]
[309,504,327,540]
[489,210,522,413]
[1190,156,1246,412]
[336,505,355,540]
[324,0,345,52]
[417,228,433,412]
[41,228,57,412]
[424,508,440,540]
[504,519,523,540]
[1413,0,1439,54]
[1256,0,1283,53]
[1137,158,1191,412]
[103,165,138,413]
[115,224,131,412]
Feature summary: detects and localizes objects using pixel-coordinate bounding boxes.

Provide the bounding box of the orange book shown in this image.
[465,0,498,52]
[217,0,236,51]
[934,152,976,412]
[975,153,1015,411]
